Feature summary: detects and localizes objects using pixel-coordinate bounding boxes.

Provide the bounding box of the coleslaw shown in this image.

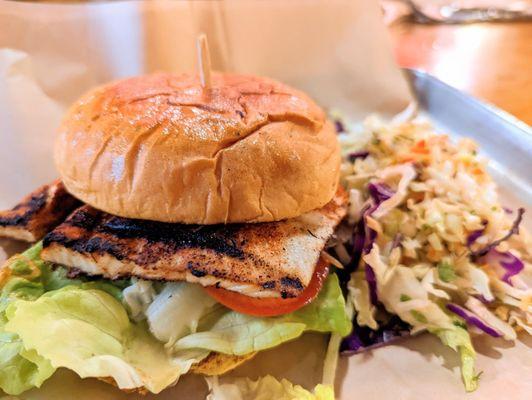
[332,115,531,391]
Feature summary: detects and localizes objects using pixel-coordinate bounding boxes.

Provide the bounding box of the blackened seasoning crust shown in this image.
[262,281,276,289]
[7,192,47,226]
[66,206,100,230]
[0,180,81,242]
[188,262,208,278]
[99,216,246,259]
[43,207,246,264]
[41,188,348,298]
[280,276,304,290]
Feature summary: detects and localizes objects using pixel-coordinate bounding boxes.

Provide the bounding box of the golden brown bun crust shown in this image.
[55,73,340,223]
[191,351,257,376]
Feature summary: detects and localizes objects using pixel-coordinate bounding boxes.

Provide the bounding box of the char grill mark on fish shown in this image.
[0,180,81,242]
[43,207,248,265]
[41,189,347,298]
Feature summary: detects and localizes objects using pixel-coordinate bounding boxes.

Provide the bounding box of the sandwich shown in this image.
[0,73,351,395]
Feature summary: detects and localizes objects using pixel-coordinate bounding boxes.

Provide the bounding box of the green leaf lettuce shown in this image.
[0,243,350,395]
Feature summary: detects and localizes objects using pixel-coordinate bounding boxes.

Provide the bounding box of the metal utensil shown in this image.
[400,0,532,23]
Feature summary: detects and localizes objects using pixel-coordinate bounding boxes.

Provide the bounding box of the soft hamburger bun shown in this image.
[55,73,340,224]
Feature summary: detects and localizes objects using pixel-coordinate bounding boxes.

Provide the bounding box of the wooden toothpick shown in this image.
[196,34,212,90]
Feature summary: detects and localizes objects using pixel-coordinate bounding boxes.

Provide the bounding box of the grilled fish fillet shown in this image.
[0,180,80,242]
[42,188,347,298]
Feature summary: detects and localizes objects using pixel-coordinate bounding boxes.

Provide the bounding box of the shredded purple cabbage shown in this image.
[362,183,396,304]
[352,227,365,256]
[348,151,370,162]
[368,182,395,204]
[350,206,378,303]
[446,303,501,338]
[350,204,372,265]
[334,120,346,134]
[391,233,403,250]
[362,207,378,303]
[466,220,488,247]
[467,229,484,246]
[473,294,493,304]
[484,249,524,285]
[363,221,378,255]
[351,204,377,257]
[349,183,396,305]
[471,208,525,259]
[341,316,411,355]
[365,264,378,306]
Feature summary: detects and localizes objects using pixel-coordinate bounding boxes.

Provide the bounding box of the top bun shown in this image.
[55,73,341,224]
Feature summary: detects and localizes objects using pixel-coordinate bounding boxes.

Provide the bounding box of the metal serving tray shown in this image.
[407,69,532,208]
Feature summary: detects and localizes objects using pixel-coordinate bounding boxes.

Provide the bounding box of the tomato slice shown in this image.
[203,257,330,317]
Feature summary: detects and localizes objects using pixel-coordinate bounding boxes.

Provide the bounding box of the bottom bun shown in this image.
[191,352,257,376]
[99,352,257,394]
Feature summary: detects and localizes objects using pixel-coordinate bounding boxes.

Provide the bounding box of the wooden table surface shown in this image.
[389,20,532,125]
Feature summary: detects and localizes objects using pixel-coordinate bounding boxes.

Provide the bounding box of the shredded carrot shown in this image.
[426,247,443,262]
[409,192,425,202]
[398,155,415,163]
[411,140,430,155]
